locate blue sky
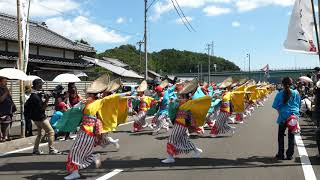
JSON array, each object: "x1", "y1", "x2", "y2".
[{"x1": 1, "y1": 0, "x2": 319, "y2": 70}]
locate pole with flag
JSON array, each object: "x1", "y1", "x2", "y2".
[
  {"x1": 284, "y1": 0, "x2": 320, "y2": 64},
  {"x1": 16, "y1": 0, "x2": 30, "y2": 138},
  {"x1": 261, "y1": 64, "x2": 270, "y2": 81}
]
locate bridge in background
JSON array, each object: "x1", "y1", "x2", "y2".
[{"x1": 170, "y1": 68, "x2": 314, "y2": 83}]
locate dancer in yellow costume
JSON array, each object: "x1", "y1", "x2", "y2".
[
  {"x1": 97, "y1": 78, "x2": 129, "y2": 150},
  {"x1": 132, "y1": 80, "x2": 156, "y2": 132},
  {"x1": 210, "y1": 81, "x2": 235, "y2": 137},
  {"x1": 65, "y1": 75, "x2": 130, "y2": 180},
  {"x1": 162, "y1": 79, "x2": 211, "y2": 164}
]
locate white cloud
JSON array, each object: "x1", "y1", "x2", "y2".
[
  {"x1": 234, "y1": 0, "x2": 295, "y2": 12},
  {"x1": 232, "y1": 21, "x2": 240, "y2": 27},
  {"x1": 116, "y1": 17, "x2": 125, "y2": 24},
  {"x1": 0, "y1": 0, "x2": 79, "y2": 17},
  {"x1": 203, "y1": 5, "x2": 231, "y2": 16},
  {"x1": 46, "y1": 16, "x2": 130, "y2": 44},
  {"x1": 176, "y1": 16, "x2": 193, "y2": 24},
  {"x1": 150, "y1": 0, "x2": 296, "y2": 20}
]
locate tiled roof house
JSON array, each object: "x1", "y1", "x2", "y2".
[{"x1": 0, "y1": 13, "x2": 96, "y2": 80}]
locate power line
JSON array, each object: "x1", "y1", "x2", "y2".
[
  {"x1": 173, "y1": 0, "x2": 196, "y2": 32},
  {"x1": 169, "y1": 0, "x2": 191, "y2": 32},
  {"x1": 147, "y1": 0, "x2": 159, "y2": 10}
]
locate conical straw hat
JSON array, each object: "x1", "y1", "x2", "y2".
[
  {"x1": 179, "y1": 79, "x2": 198, "y2": 95},
  {"x1": 219, "y1": 77, "x2": 233, "y2": 89},
  {"x1": 159, "y1": 79, "x2": 169, "y2": 88},
  {"x1": 86, "y1": 74, "x2": 110, "y2": 94},
  {"x1": 137, "y1": 80, "x2": 148, "y2": 92},
  {"x1": 105, "y1": 78, "x2": 121, "y2": 92}
]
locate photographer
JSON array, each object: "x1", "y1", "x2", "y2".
[{"x1": 25, "y1": 79, "x2": 60, "y2": 155}]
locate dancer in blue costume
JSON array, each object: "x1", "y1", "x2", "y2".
[{"x1": 152, "y1": 84, "x2": 177, "y2": 135}]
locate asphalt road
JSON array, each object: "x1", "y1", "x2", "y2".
[{"x1": 1, "y1": 93, "x2": 320, "y2": 180}]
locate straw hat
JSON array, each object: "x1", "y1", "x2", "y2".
[
  {"x1": 105, "y1": 78, "x2": 121, "y2": 92},
  {"x1": 137, "y1": 80, "x2": 148, "y2": 92},
  {"x1": 219, "y1": 77, "x2": 233, "y2": 89},
  {"x1": 179, "y1": 79, "x2": 198, "y2": 95},
  {"x1": 159, "y1": 79, "x2": 169, "y2": 88},
  {"x1": 86, "y1": 74, "x2": 110, "y2": 94},
  {"x1": 238, "y1": 78, "x2": 247, "y2": 85}
]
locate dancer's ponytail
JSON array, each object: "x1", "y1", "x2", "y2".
[{"x1": 282, "y1": 77, "x2": 293, "y2": 104}]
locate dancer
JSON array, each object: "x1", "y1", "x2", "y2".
[
  {"x1": 210, "y1": 80, "x2": 235, "y2": 137},
  {"x1": 97, "y1": 78, "x2": 123, "y2": 150},
  {"x1": 65, "y1": 75, "x2": 129, "y2": 180},
  {"x1": 132, "y1": 80, "x2": 155, "y2": 132},
  {"x1": 162, "y1": 79, "x2": 211, "y2": 163},
  {"x1": 152, "y1": 84, "x2": 177, "y2": 135}
]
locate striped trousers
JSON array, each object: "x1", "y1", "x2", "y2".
[
  {"x1": 211, "y1": 112, "x2": 232, "y2": 135},
  {"x1": 66, "y1": 130, "x2": 96, "y2": 172},
  {"x1": 133, "y1": 111, "x2": 147, "y2": 131},
  {"x1": 167, "y1": 123, "x2": 196, "y2": 156},
  {"x1": 154, "y1": 113, "x2": 169, "y2": 130}
]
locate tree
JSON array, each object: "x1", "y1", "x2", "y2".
[
  {"x1": 97, "y1": 44, "x2": 240, "y2": 74},
  {"x1": 75, "y1": 39, "x2": 90, "y2": 45}
]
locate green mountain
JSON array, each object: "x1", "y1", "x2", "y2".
[{"x1": 97, "y1": 44, "x2": 240, "y2": 74}]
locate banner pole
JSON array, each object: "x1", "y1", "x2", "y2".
[{"x1": 311, "y1": 0, "x2": 320, "y2": 64}]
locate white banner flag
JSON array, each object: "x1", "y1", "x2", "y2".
[
  {"x1": 284, "y1": 0, "x2": 317, "y2": 54},
  {"x1": 19, "y1": 0, "x2": 30, "y2": 72}
]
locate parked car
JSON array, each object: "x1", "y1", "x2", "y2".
[{"x1": 122, "y1": 83, "x2": 139, "y2": 93}]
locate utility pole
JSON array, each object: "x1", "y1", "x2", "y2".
[
  {"x1": 200, "y1": 63, "x2": 203, "y2": 82},
  {"x1": 144, "y1": 0, "x2": 148, "y2": 80},
  {"x1": 211, "y1": 41, "x2": 214, "y2": 80},
  {"x1": 197, "y1": 64, "x2": 200, "y2": 80},
  {"x1": 205, "y1": 41, "x2": 214, "y2": 82},
  {"x1": 17, "y1": 0, "x2": 25, "y2": 138},
  {"x1": 137, "y1": 41, "x2": 144, "y2": 74},
  {"x1": 247, "y1": 53, "x2": 251, "y2": 79},
  {"x1": 206, "y1": 44, "x2": 210, "y2": 83}
]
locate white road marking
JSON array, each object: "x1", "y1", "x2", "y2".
[
  {"x1": 118, "y1": 121, "x2": 134, "y2": 127},
  {"x1": 118, "y1": 116, "x2": 154, "y2": 127},
  {"x1": 0, "y1": 143, "x2": 46, "y2": 157},
  {"x1": 295, "y1": 134, "x2": 317, "y2": 180},
  {"x1": 96, "y1": 169, "x2": 123, "y2": 180}
]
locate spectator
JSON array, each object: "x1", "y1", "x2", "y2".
[
  {"x1": 50, "y1": 102, "x2": 68, "y2": 140},
  {"x1": 272, "y1": 77, "x2": 301, "y2": 160},
  {"x1": 67, "y1": 83, "x2": 82, "y2": 107},
  {"x1": 25, "y1": 79, "x2": 60, "y2": 155},
  {"x1": 64, "y1": 83, "x2": 82, "y2": 140},
  {"x1": 53, "y1": 85, "x2": 67, "y2": 111},
  {"x1": 0, "y1": 76, "x2": 16, "y2": 142},
  {"x1": 24, "y1": 85, "x2": 33, "y2": 137}
]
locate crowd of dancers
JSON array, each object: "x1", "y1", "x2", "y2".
[{"x1": 51, "y1": 75, "x2": 274, "y2": 180}]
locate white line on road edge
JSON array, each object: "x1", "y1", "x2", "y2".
[
  {"x1": 96, "y1": 169, "x2": 123, "y2": 180},
  {"x1": 118, "y1": 121, "x2": 134, "y2": 127},
  {"x1": 0, "y1": 143, "x2": 47, "y2": 157},
  {"x1": 118, "y1": 116, "x2": 154, "y2": 127},
  {"x1": 295, "y1": 134, "x2": 317, "y2": 180}
]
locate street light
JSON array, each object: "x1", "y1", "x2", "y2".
[{"x1": 246, "y1": 53, "x2": 251, "y2": 79}]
